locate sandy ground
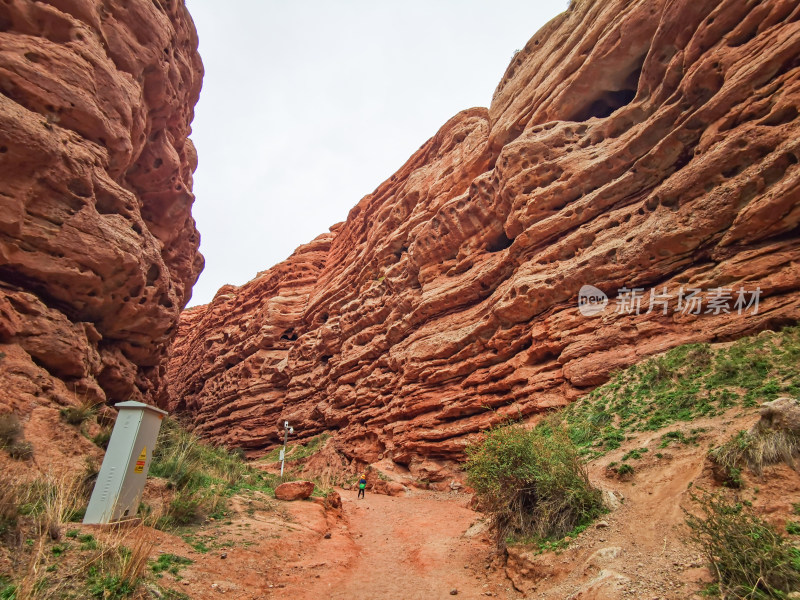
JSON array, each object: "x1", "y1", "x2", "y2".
[
  {"x1": 147, "y1": 487, "x2": 519, "y2": 600},
  {"x1": 274, "y1": 489, "x2": 520, "y2": 600}
]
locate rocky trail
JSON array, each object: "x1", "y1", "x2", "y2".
[{"x1": 150, "y1": 486, "x2": 520, "y2": 599}]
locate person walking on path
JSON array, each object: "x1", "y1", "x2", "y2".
[{"x1": 357, "y1": 473, "x2": 367, "y2": 499}]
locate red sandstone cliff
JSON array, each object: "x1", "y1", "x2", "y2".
[
  {"x1": 0, "y1": 1, "x2": 203, "y2": 421},
  {"x1": 166, "y1": 0, "x2": 800, "y2": 479}
]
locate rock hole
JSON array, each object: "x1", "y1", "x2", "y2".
[
  {"x1": 738, "y1": 181, "x2": 758, "y2": 206},
  {"x1": 486, "y1": 232, "x2": 513, "y2": 253},
  {"x1": 728, "y1": 26, "x2": 758, "y2": 48},
  {"x1": 674, "y1": 148, "x2": 694, "y2": 171},
  {"x1": 94, "y1": 190, "x2": 119, "y2": 214},
  {"x1": 763, "y1": 161, "x2": 788, "y2": 187},
  {"x1": 280, "y1": 329, "x2": 298, "y2": 341},
  {"x1": 146, "y1": 264, "x2": 160, "y2": 285},
  {"x1": 321, "y1": 355, "x2": 333, "y2": 364},
  {"x1": 569, "y1": 54, "x2": 644, "y2": 121},
  {"x1": 0, "y1": 146, "x2": 6, "y2": 153},
  {"x1": 153, "y1": 157, "x2": 163, "y2": 168},
  {"x1": 24, "y1": 52, "x2": 41, "y2": 63},
  {"x1": 661, "y1": 196, "x2": 679, "y2": 209}
]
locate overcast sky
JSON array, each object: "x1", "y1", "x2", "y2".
[{"x1": 185, "y1": 1, "x2": 566, "y2": 307}]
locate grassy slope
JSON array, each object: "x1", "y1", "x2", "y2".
[{"x1": 564, "y1": 326, "x2": 800, "y2": 458}]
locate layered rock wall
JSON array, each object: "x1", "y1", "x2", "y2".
[
  {"x1": 166, "y1": 0, "x2": 800, "y2": 477},
  {"x1": 0, "y1": 1, "x2": 203, "y2": 419}
]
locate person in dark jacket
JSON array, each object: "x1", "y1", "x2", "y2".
[{"x1": 357, "y1": 473, "x2": 367, "y2": 499}]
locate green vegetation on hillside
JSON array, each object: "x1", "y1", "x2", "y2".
[
  {"x1": 148, "y1": 418, "x2": 279, "y2": 527},
  {"x1": 564, "y1": 326, "x2": 800, "y2": 458},
  {"x1": 261, "y1": 433, "x2": 330, "y2": 464}
]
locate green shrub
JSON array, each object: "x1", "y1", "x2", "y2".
[
  {"x1": 786, "y1": 521, "x2": 800, "y2": 536},
  {"x1": 60, "y1": 406, "x2": 94, "y2": 426},
  {"x1": 0, "y1": 479, "x2": 20, "y2": 537},
  {"x1": 616, "y1": 463, "x2": 634, "y2": 476},
  {"x1": 150, "y1": 553, "x2": 192, "y2": 575},
  {"x1": 0, "y1": 578, "x2": 15, "y2": 600},
  {"x1": 466, "y1": 422, "x2": 603, "y2": 549},
  {"x1": 685, "y1": 491, "x2": 800, "y2": 598},
  {"x1": 622, "y1": 448, "x2": 648, "y2": 461},
  {"x1": 92, "y1": 428, "x2": 112, "y2": 450}
]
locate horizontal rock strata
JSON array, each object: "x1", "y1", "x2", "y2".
[{"x1": 166, "y1": 0, "x2": 800, "y2": 476}]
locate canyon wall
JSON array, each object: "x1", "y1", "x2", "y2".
[
  {"x1": 166, "y1": 0, "x2": 800, "y2": 478},
  {"x1": 0, "y1": 0, "x2": 203, "y2": 432}
]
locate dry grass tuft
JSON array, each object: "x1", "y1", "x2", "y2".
[
  {"x1": 0, "y1": 413, "x2": 22, "y2": 448},
  {"x1": 1, "y1": 470, "x2": 158, "y2": 599},
  {"x1": 710, "y1": 428, "x2": 800, "y2": 486}
]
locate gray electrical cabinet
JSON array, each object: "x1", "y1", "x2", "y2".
[{"x1": 83, "y1": 401, "x2": 167, "y2": 524}]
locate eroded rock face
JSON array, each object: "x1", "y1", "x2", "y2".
[
  {"x1": 166, "y1": 0, "x2": 800, "y2": 474},
  {"x1": 0, "y1": 1, "x2": 203, "y2": 419}
]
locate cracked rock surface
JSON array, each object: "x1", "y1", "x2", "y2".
[{"x1": 0, "y1": 0, "x2": 203, "y2": 424}]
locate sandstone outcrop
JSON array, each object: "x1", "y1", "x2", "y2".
[
  {"x1": 0, "y1": 1, "x2": 203, "y2": 434},
  {"x1": 166, "y1": 0, "x2": 800, "y2": 476}
]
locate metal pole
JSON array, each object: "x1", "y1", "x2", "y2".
[{"x1": 280, "y1": 422, "x2": 289, "y2": 478}]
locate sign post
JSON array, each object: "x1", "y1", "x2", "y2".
[{"x1": 279, "y1": 421, "x2": 293, "y2": 478}]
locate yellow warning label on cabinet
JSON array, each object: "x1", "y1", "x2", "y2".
[{"x1": 134, "y1": 447, "x2": 147, "y2": 473}]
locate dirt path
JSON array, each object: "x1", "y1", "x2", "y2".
[{"x1": 273, "y1": 489, "x2": 521, "y2": 600}]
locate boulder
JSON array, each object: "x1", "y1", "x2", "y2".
[
  {"x1": 756, "y1": 397, "x2": 800, "y2": 434},
  {"x1": 274, "y1": 481, "x2": 315, "y2": 501},
  {"x1": 385, "y1": 482, "x2": 406, "y2": 497}
]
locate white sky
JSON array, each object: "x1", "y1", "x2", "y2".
[{"x1": 185, "y1": 1, "x2": 566, "y2": 307}]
